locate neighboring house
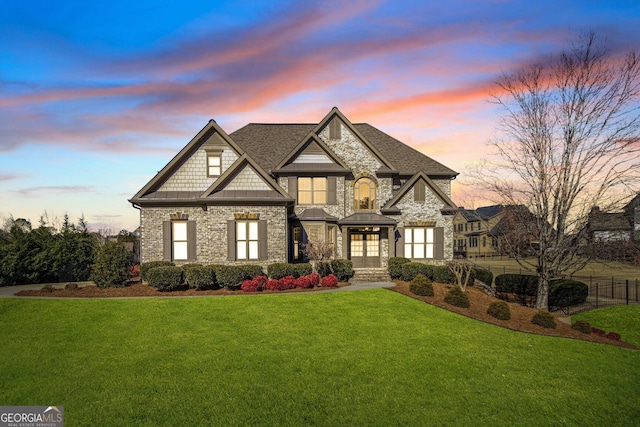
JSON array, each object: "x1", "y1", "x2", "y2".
[
  {"x1": 130, "y1": 107, "x2": 458, "y2": 270},
  {"x1": 452, "y1": 205, "x2": 504, "y2": 258},
  {"x1": 586, "y1": 205, "x2": 635, "y2": 242}
]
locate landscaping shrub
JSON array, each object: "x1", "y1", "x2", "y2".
[
  {"x1": 330, "y1": 259, "x2": 354, "y2": 282},
  {"x1": 307, "y1": 273, "x2": 321, "y2": 287},
  {"x1": 184, "y1": 265, "x2": 216, "y2": 290},
  {"x1": 292, "y1": 263, "x2": 313, "y2": 278},
  {"x1": 316, "y1": 261, "x2": 332, "y2": 278},
  {"x1": 388, "y1": 257, "x2": 410, "y2": 279},
  {"x1": 265, "y1": 279, "x2": 283, "y2": 291},
  {"x1": 65, "y1": 283, "x2": 78, "y2": 291},
  {"x1": 487, "y1": 301, "x2": 511, "y2": 320},
  {"x1": 531, "y1": 311, "x2": 556, "y2": 329},
  {"x1": 472, "y1": 268, "x2": 493, "y2": 286},
  {"x1": 409, "y1": 274, "x2": 434, "y2": 297},
  {"x1": 548, "y1": 279, "x2": 588, "y2": 310},
  {"x1": 401, "y1": 262, "x2": 433, "y2": 281},
  {"x1": 91, "y1": 242, "x2": 131, "y2": 288},
  {"x1": 320, "y1": 274, "x2": 339, "y2": 288},
  {"x1": 41, "y1": 284, "x2": 55, "y2": 293},
  {"x1": 267, "y1": 263, "x2": 294, "y2": 279},
  {"x1": 295, "y1": 275, "x2": 313, "y2": 289},
  {"x1": 128, "y1": 264, "x2": 140, "y2": 279},
  {"x1": 140, "y1": 261, "x2": 175, "y2": 282},
  {"x1": 444, "y1": 286, "x2": 470, "y2": 308},
  {"x1": 434, "y1": 265, "x2": 458, "y2": 285},
  {"x1": 495, "y1": 274, "x2": 538, "y2": 306},
  {"x1": 147, "y1": 266, "x2": 184, "y2": 292},
  {"x1": 572, "y1": 320, "x2": 591, "y2": 334},
  {"x1": 606, "y1": 332, "x2": 621, "y2": 341},
  {"x1": 592, "y1": 327, "x2": 606, "y2": 337},
  {"x1": 212, "y1": 265, "x2": 245, "y2": 289},
  {"x1": 238, "y1": 264, "x2": 264, "y2": 280},
  {"x1": 280, "y1": 276, "x2": 296, "y2": 290},
  {"x1": 241, "y1": 275, "x2": 267, "y2": 293}
]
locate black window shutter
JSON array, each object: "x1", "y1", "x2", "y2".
[
  {"x1": 163, "y1": 221, "x2": 171, "y2": 261},
  {"x1": 435, "y1": 227, "x2": 444, "y2": 259},
  {"x1": 288, "y1": 176, "x2": 298, "y2": 201},
  {"x1": 328, "y1": 177, "x2": 337, "y2": 205},
  {"x1": 395, "y1": 227, "x2": 405, "y2": 258},
  {"x1": 227, "y1": 220, "x2": 236, "y2": 261},
  {"x1": 187, "y1": 220, "x2": 197, "y2": 261},
  {"x1": 259, "y1": 220, "x2": 268, "y2": 260}
]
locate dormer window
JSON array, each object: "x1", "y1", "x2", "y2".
[
  {"x1": 207, "y1": 151, "x2": 222, "y2": 177},
  {"x1": 354, "y1": 177, "x2": 376, "y2": 210}
]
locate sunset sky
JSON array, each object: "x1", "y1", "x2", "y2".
[{"x1": 2, "y1": 0, "x2": 639, "y2": 232}]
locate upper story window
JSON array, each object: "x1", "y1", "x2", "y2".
[
  {"x1": 298, "y1": 177, "x2": 327, "y2": 205},
  {"x1": 207, "y1": 152, "x2": 222, "y2": 177},
  {"x1": 354, "y1": 177, "x2": 376, "y2": 210}
]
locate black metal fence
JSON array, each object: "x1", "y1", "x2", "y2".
[{"x1": 473, "y1": 264, "x2": 640, "y2": 315}]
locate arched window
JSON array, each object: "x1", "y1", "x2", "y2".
[{"x1": 354, "y1": 177, "x2": 376, "y2": 210}]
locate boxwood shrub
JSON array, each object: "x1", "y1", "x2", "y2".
[
  {"x1": 214, "y1": 265, "x2": 263, "y2": 289},
  {"x1": 147, "y1": 266, "x2": 184, "y2": 292},
  {"x1": 330, "y1": 259, "x2": 354, "y2": 282},
  {"x1": 548, "y1": 279, "x2": 588, "y2": 310},
  {"x1": 433, "y1": 265, "x2": 458, "y2": 285},
  {"x1": 409, "y1": 274, "x2": 434, "y2": 296},
  {"x1": 184, "y1": 265, "x2": 217, "y2": 290},
  {"x1": 316, "y1": 261, "x2": 332, "y2": 278},
  {"x1": 388, "y1": 257, "x2": 410, "y2": 279},
  {"x1": 487, "y1": 300, "x2": 511, "y2": 320},
  {"x1": 140, "y1": 261, "x2": 175, "y2": 282},
  {"x1": 293, "y1": 263, "x2": 313, "y2": 278},
  {"x1": 572, "y1": 320, "x2": 591, "y2": 334},
  {"x1": 267, "y1": 263, "x2": 294, "y2": 279},
  {"x1": 444, "y1": 286, "x2": 470, "y2": 308},
  {"x1": 531, "y1": 311, "x2": 556, "y2": 329},
  {"x1": 401, "y1": 262, "x2": 433, "y2": 282}
]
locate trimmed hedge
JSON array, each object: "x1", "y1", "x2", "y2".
[
  {"x1": 184, "y1": 265, "x2": 216, "y2": 290},
  {"x1": 487, "y1": 301, "x2": 511, "y2": 320},
  {"x1": 147, "y1": 266, "x2": 184, "y2": 292},
  {"x1": 409, "y1": 274, "x2": 434, "y2": 297},
  {"x1": 267, "y1": 263, "x2": 312, "y2": 279},
  {"x1": 495, "y1": 274, "x2": 538, "y2": 296},
  {"x1": 444, "y1": 286, "x2": 470, "y2": 308},
  {"x1": 572, "y1": 320, "x2": 591, "y2": 334},
  {"x1": 141, "y1": 261, "x2": 175, "y2": 282},
  {"x1": 213, "y1": 265, "x2": 263, "y2": 289},
  {"x1": 330, "y1": 259, "x2": 354, "y2": 282},
  {"x1": 293, "y1": 263, "x2": 313, "y2": 278},
  {"x1": 388, "y1": 257, "x2": 410, "y2": 279},
  {"x1": 320, "y1": 274, "x2": 339, "y2": 288},
  {"x1": 434, "y1": 265, "x2": 458, "y2": 285},
  {"x1": 91, "y1": 242, "x2": 131, "y2": 289},
  {"x1": 531, "y1": 311, "x2": 556, "y2": 329},
  {"x1": 401, "y1": 262, "x2": 433, "y2": 282},
  {"x1": 316, "y1": 261, "x2": 332, "y2": 278},
  {"x1": 473, "y1": 268, "x2": 493, "y2": 286},
  {"x1": 548, "y1": 279, "x2": 588, "y2": 310}
]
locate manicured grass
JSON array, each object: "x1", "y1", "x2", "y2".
[
  {"x1": 574, "y1": 305, "x2": 640, "y2": 347},
  {"x1": 1, "y1": 290, "x2": 639, "y2": 426}
]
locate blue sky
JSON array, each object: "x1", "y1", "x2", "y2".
[{"x1": 1, "y1": 0, "x2": 639, "y2": 232}]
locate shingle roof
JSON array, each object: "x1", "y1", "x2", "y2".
[{"x1": 229, "y1": 123, "x2": 457, "y2": 177}]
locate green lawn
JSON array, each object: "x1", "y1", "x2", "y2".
[
  {"x1": 574, "y1": 305, "x2": 640, "y2": 347},
  {"x1": 1, "y1": 290, "x2": 638, "y2": 426}
]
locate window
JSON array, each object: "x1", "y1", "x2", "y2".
[
  {"x1": 298, "y1": 177, "x2": 327, "y2": 204},
  {"x1": 293, "y1": 227, "x2": 302, "y2": 260},
  {"x1": 327, "y1": 225, "x2": 336, "y2": 250},
  {"x1": 469, "y1": 236, "x2": 478, "y2": 248},
  {"x1": 354, "y1": 177, "x2": 376, "y2": 210},
  {"x1": 404, "y1": 227, "x2": 434, "y2": 259},
  {"x1": 492, "y1": 236, "x2": 499, "y2": 248},
  {"x1": 207, "y1": 153, "x2": 221, "y2": 177},
  {"x1": 236, "y1": 220, "x2": 259, "y2": 260},
  {"x1": 482, "y1": 237, "x2": 487, "y2": 247},
  {"x1": 172, "y1": 222, "x2": 188, "y2": 260}
]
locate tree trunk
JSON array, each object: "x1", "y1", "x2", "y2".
[{"x1": 535, "y1": 272, "x2": 550, "y2": 310}]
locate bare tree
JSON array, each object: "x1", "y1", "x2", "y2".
[
  {"x1": 478, "y1": 32, "x2": 640, "y2": 309},
  {"x1": 447, "y1": 260, "x2": 473, "y2": 291}
]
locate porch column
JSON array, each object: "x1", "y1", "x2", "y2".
[
  {"x1": 342, "y1": 226, "x2": 349, "y2": 261},
  {"x1": 388, "y1": 226, "x2": 395, "y2": 258}
]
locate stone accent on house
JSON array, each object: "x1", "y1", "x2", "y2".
[
  {"x1": 223, "y1": 166, "x2": 271, "y2": 191},
  {"x1": 319, "y1": 121, "x2": 382, "y2": 178},
  {"x1": 433, "y1": 179, "x2": 452, "y2": 198},
  {"x1": 159, "y1": 148, "x2": 238, "y2": 192},
  {"x1": 140, "y1": 205, "x2": 287, "y2": 265},
  {"x1": 394, "y1": 184, "x2": 455, "y2": 261}
]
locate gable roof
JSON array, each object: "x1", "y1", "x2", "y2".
[
  {"x1": 458, "y1": 205, "x2": 504, "y2": 221},
  {"x1": 382, "y1": 171, "x2": 457, "y2": 211},
  {"x1": 274, "y1": 133, "x2": 349, "y2": 172}
]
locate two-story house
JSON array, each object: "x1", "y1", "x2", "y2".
[
  {"x1": 130, "y1": 107, "x2": 458, "y2": 271},
  {"x1": 453, "y1": 205, "x2": 504, "y2": 258}
]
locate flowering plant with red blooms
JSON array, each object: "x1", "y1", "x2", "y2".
[
  {"x1": 241, "y1": 275, "x2": 268, "y2": 292},
  {"x1": 320, "y1": 274, "x2": 338, "y2": 288},
  {"x1": 307, "y1": 273, "x2": 321, "y2": 287},
  {"x1": 128, "y1": 264, "x2": 140, "y2": 278},
  {"x1": 280, "y1": 276, "x2": 296, "y2": 290},
  {"x1": 295, "y1": 275, "x2": 313, "y2": 289},
  {"x1": 265, "y1": 279, "x2": 282, "y2": 291}
]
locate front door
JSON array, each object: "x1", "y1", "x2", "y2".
[{"x1": 350, "y1": 232, "x2": 380, "y2": 268}]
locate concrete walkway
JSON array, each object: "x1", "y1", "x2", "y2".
[{"x1": 0, "y1": 281, "x2": 394, "y2": 298}]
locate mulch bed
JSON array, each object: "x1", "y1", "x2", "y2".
[
  {"x1": 390, "y1": 280, "x2": 637, "y2": 349},
  {"x1": 15, "y1": 280, "x2": 635, "y2": 349}
]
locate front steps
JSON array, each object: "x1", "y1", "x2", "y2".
[{"x1": 351, "y1": 268, "x2": 392, "y2": 283}]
